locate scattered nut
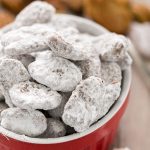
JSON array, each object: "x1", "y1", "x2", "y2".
[
  {"x1": 0, "y1": 1, "x2": 132, "y2": 138},
  {"x1": 0, "y1": 1, "x2": 56, "y2": 35},
  {"x1": 62, "y1": 76, "x2": 106, "y2": 132},
  {"x1": 3, "y1": 54, "x2": 35, "y2": 68},
  {"x1": 1, "y1": 108, "x2": 47, "y2": 137},
  {"x1": 0, "y1": 58, "x2": 30, "y2": 107},
  {"x1": 39, "y1": 118, "x2": 66, "y2": 138},
  {"x1": 15, "y1": 1, "x2": 55, "y2": 27},
  {"x1": 63, "y1": 76, "x2": 121, "y2": 132},
  {"x1": 9, "y1": 81, "x2": 62, "y2": 110},
  {"x1": 28, "y1": 54, "x2": 82, "y2": 92},
  {"x1": 1, "y1": 24, "x2": 55, "y2": 56},
  {"x1": 47, "y1": 28, "x2": 94, "y2": 61},
  {"x1": 94, "y1": 33, "x2": 132, "y2": 62},
  {"x1": 75, "y1": 54, "x2": 101, "y2": 79}
]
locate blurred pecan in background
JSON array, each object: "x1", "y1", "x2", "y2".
[
  {"x1": 44, "y1": 0, "x2": 68, "y2": 13},
  {"x1": 0, "y1": 0, "x2": 150, "y2": 33},
  {"x1": 83, "y1": 0, "x2": 133, "y2": 34},
  {"x1": 0, "y1": 0, "x2": 31, "y2": 14},
  {"x1": 62, "y1": 0, "x2": 83, "y2": 12},
  {"x1": 0, "y1": 9, "x2": 14, "y2": 27}
]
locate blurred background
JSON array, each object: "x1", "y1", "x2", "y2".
[{"x1": 0, "y1": 0, "x2": 150, "y2": 150}]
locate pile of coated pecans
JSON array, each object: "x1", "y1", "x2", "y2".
[{"x1": 0, "y1": 1, "x2": 132, "y2": 138}]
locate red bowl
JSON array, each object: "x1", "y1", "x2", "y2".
[{"x1": 0, "y1": 14, "x2": 132, "y2": 150}]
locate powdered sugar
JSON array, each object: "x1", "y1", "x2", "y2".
[
  {"x1": 94, "y1": 33, "x2": 133, "y2": 70},
  {"x1": 1, "y1": 108, "x2": 47, "y2": 137},
  {"x1": 28, "y1": 55, "x2": 82, "y2": 92},
  {"x1": 101, "y1": 62, "x2": 122, "y2": 84},
  {"x1": 15, "y1": 1, "x2": 55, "y2": 27},
  {"x1": 39, "y1": 118, "x2": 66, "y2": 138},
  {"x1": 75, "y1": 55, "x2": 101, "y2": 79},
  {"x1": 2, "y1": 24, "x2": 55, "y2": 55},
  {"x1": 48, "y1": 92, "x2": 71, "y2": 118},
  {"x1": 0, "y1": 59, "x2": 30, "y2": 107},
  {"x1": 47, "y1": 28, "x2": 94, "y2": 61},
  {"x1": 62, "y1": 76, "x2": 107, "y2": 132},
  {"x1": 0, "y1": 1, "x2": 132, "y2": 138},
  {"x1": 9, "y1": 81, "x2": 62, "y2": 110}
]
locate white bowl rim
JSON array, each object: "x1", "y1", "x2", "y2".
[{"x1": 0, "y1": 14, "x2": 132, "y2": 144}]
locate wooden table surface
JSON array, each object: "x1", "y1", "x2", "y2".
[{"x1": 112, "y1": 66, "x2": 150, "y2": 150}]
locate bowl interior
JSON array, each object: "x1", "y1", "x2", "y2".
[{"x1": 0, "y1": 14, "x2": 131, "y2": 144}]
